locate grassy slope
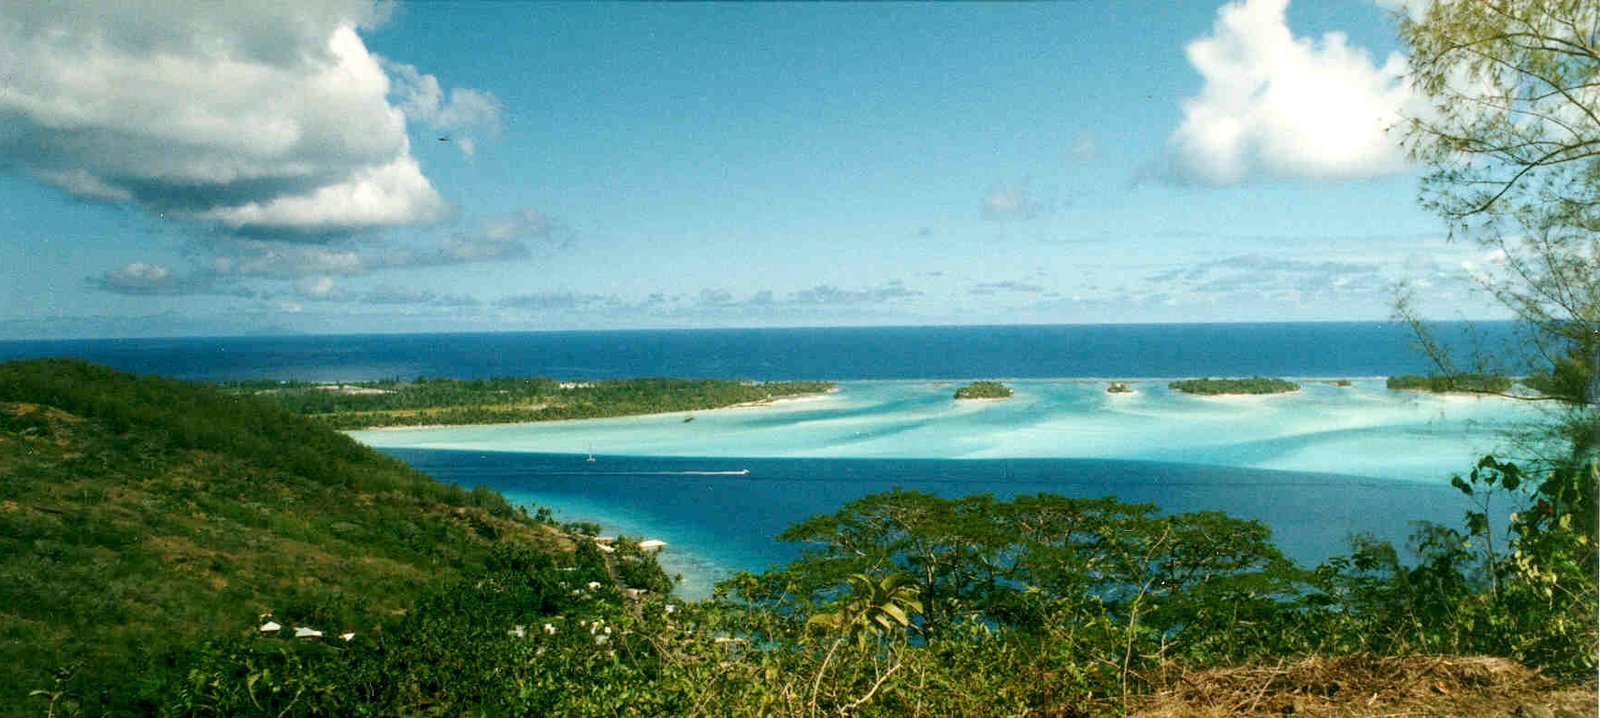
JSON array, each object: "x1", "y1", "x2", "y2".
[{"x1": 0, "y1": 359, "x2": 569, "y2": 714}]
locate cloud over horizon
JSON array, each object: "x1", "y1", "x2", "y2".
[
  {"x1": 89, "y1": 208, "x2": 565, "y2": 305},
  {"x1": 88, "y1": 263, "x2": 223, "y2": 297},
  {"x1": 0, "y1": 1, "x2": 491, "y2": 235},
  {"x1": 1143, "y1": 247, "x2": 1491, "y2": 310},
  {"x1": 495, "y1": 292, "x2": 625, "y2": 312},
  {"x1": 968, "y1": 281, "x2": 1049, "y2": 296},
  {"x1": 1168, "y1": 0, "x2": 1414, "y2": 184}
]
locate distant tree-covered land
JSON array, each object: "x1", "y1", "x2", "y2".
[
  {"x1": 1168, "y1": 377, "x2": 1300, "y2": 395},
  {"x1": 953, "y1": 380, "x2": 1012, "y2": 400},
  {"x1": 1, "y1": 360, "x2": 1591, "y2": 716},
  {"x1": 1106, "y1": 381, "x2": 1134, "y2": 394},
  {"x1": 1386, "y1": 374, "x2": 1514, "y2": 394},
  {"x1": 222, "y1": 376, "x2": 834, "y2": 430}
]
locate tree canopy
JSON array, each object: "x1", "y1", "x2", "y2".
[
  {"x1": 1396, "y1": 0, "x2": 1597, "y2": 681},
  {"x1": 1398, "y1": 0, "x2": 1598, "y2": 422}
]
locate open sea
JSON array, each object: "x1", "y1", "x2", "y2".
[{"x1": 0, "y1": 322, "x2": 1541, "y2": 596}]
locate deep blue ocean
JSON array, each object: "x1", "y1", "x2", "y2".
[
  {"x1": 0, "y1": 321, "x2": 1516, "y2": 381},
  {"x1": 0, "y1": 322, "x2": 1523, "y2": 596},
  {"x1": 390, "y1": 450, "x2": 1489, "y2": 596}
]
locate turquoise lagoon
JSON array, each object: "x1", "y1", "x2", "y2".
[
  {"x1": 3, "y1": 324, "x2": 1544, "y2": 597},
  {"x1": 353, "y1": 379, "x2": 1539, "y2": 482},
  {"x1": 355, "y1": 379, "x2": 1545, "y2": 596}
]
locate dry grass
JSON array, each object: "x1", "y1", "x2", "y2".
[{"x1": 1128, "y1": 655, "x2": 1597, "y2": 717}]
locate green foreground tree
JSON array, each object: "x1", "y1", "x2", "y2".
[
  {"x1": 1399, "y1": 0, "x2": 1597, "y2": 418},
  {"x1": 1396, "y1": 0, "x2": 1598, "y2": 676}
]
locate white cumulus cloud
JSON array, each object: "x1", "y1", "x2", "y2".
[
  {"x1": 195, "y1": 157, "x2": 445, "y2": 232},
  {"x1": 1169, "y1": 0, "x2": 1414, "y2": 184},
  {"x1": 0, "y1": 2, "x2": 467, "y2": 234}
]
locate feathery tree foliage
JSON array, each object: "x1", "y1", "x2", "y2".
[
  {"x1": 1397, "y1": 0, "x2": 1598, "y2": 422},
  {"x1": 1394, "y1": 0, "x2": 1598, "y2": 678}
]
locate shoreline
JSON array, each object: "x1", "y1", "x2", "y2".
[
  {"x1": 350, "y1": 378, "x2": 1529, "y2": 432},
  {"x1": 355, "y1": 387, "x2": 842, "y2": 432},
  {"x1": 1179, "y1": 389, "x2": 1305, "y2": 400},
  {"x1": 716, "y1": 387, "x2": 840, "y2": 411},
  {"x1": 877, "y1": 375, "x2": 1399, "y2": 384}
]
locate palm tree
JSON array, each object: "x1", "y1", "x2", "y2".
[{"x1": 808, "y1": 573, "x2": 923, "y2": 646}]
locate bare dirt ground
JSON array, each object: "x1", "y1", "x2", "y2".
[{"x1": 1126, "y1": 656, "x2": 1596, "y2": 718}]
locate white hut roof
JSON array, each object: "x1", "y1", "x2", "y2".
[
  {"x1": 637, "y1": 539, "x2": 667, "y2": 550},
  {"x1": 259, "y1": 621, "x2": 282, "y2": 633},
  {"x1": 294, "y1": 627, "x2": 323, "y2": 639}
]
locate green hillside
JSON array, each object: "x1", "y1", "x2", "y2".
[{"x1": 0, "y1": 359, "x2": 595, "y2": 714}]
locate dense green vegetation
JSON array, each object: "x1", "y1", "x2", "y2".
[
  {"x1": 1167, "y1": 377, "x2": 1300, "y2": 395},
  {"x1": 0, "y1": 359, "x2": 669, "y2": 716},
  {"x1": 952, "y1": 381, "x2": 1012, "y2": 400},
  {"x1": 1385, "y1": 373, "x2": 1514, "y2": 394},
  {"x1": 164, "y1": 481, "x2": 1600, "y2": 716},
  {"x1": 223, "y1": 376, "x2": 834, "y2": 430},
  {"x1": 1, "y1": 359, "x2": 1593, "y2": 715}
]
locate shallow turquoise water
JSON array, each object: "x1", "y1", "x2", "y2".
[
  {"x1": 353, "y1": 379, "x2": 1542, "y2": 483},
  {"x1": 7, "y1": 325, "x2": 1540, "y2": 599},
  {"x1": 358, "y1": 379, "x2": 1542, "y2": 597}
]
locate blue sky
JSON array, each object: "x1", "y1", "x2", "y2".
[{"x1": 0, "y1": 0, "x2": 1508, "y2": 339}]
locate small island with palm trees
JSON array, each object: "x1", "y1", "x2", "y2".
[
  {"x1": 953, "y1": 381, "x2": 1013, "y2": 400},
  {"x1": 1168, "y1": 377, "x2": 1300, "y2": 395}
]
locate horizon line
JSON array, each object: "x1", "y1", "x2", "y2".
[{"x1": 0, "y1": 317, "x2": 1521, "y2": 344}]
